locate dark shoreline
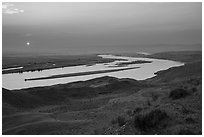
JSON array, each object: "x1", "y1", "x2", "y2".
[
  {"x1": 115, "y1": 60, "x2": 152, "y2": 67},
  {"x1": 2, "y1": 55, "x2": 126, "y2": 74}
]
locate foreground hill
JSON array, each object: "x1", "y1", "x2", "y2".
[
  {"x1": 100, "y1": 51, "x2": 202, "y2": 135},
  {"x1": 2, "y1": 51, "x2": 202, "y2": 135},
  {"x1": 3, "y1": 76, "x2": 146, "y2": 109}
]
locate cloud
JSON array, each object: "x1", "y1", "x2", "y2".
[{"x1": 2, "y1": 3, "x2": 24, "y2": 14}]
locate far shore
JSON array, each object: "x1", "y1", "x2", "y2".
[{"x1": 2, "y1": 55, "x2": 126, "y2": 74}]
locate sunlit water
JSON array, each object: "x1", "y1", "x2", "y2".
[
  {"x1": 2, "y1": 54, "x2": 184, "y2": 90},
  {"x1": 3, "y1": 66, "x2": 23, "y2": 71}
]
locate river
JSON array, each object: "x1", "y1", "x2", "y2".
[{"x1": 2, "y1": 54, "x2": 184, "y2": 90}]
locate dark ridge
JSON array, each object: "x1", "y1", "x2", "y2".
[
  {"x1": 115, "y1": 60, "x2": 152, "y2": 67},
  {"x1": 3, "y1": 76, "x2": 146, "y2": 109},
  {"x1": 2, "y1": 88, "x2": 44, "y2": 108}
]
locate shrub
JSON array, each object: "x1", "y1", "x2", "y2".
[
  {"x1": 185, "y1": 117, "x2": 195, "y2": 124},
  {"x1": 150, "y1": 92, "x2": 159, "y2": 101},
  {"x1": 93, "y1": 129, "x2": 100, "y2": 135},
  {"x1": 134, "y1": 109, "x2": 168, "y2": 131},
  {"x1": 178, "y1": 129, "x2": 195, "y2": 135},
  {"x1": 146, "y1": 99, "x2": 151, "y2": 106},
  {"x1": 191, "y1": 87, "x2": 197, "y2": 92},
  {"x1": 133, "y1": 107, "x2": 142, "y2": 114},
  {"x1": 111, "y1": 115, "x2": 126, "y2": 127},
  {"x1": 117, "y1": 116, "x2": 126, "y2": 127},
  {"x1": 169, "y1": 88, "x2": 189, "y2": 100},
  {"x1": 111, "y1": 118, "x2": 118, "y2": 125},
  {"x1": 126, "y1": 110, "x2": 133, "y2": 116}
]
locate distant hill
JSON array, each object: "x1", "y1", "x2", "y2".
[
  {"x1": 148, "y1": 51, "x2": 201, "y2": 63},
  {"x1": 148, "y1": 61, "x2": 201, "y2": 83},
  {"x1": 146, "y1": 51, "x2": 202, "y2": 83}
]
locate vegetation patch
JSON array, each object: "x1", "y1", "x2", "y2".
[
  {"x1": 169, "y1": 88, "x2": 189, "y2": 100},
  {"x1": 134, "y1": 109, "x2": 169, "y2": 131},
  {"x1": 178, "y1": 129, "x2": 195, "y2": 135},
  {"x1": 111, "y1": 115, "x2": 126, "y2": 127}
]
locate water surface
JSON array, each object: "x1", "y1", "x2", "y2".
[{"x1": 2, "y1": 54, "x2": 184, "y2": 90}]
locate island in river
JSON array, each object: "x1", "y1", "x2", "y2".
[
  {"x1": 25, "y1": 67, "x2": 139, "y2": 81},
  {"x1": 115, "y1": 60, "x2": 152, "y2": 67}
]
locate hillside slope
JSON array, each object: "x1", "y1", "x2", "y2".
[{"x1": 2, "y1": 51, "x2": 202, "y2": 135}]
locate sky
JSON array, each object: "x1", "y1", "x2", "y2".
[{"x1": 2, "y1": 2, "x2": 202, "y2": 55}]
